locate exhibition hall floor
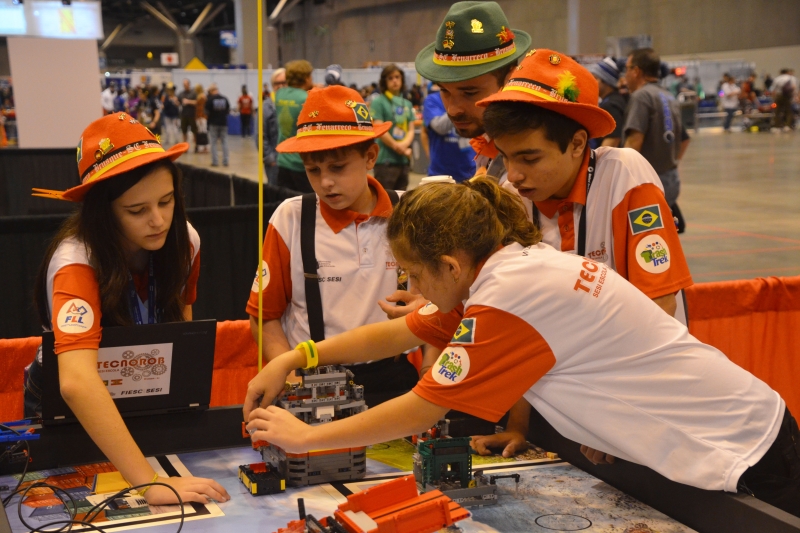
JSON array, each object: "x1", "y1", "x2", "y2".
[{"x1": 177, "y1": 129, "x2": 800, "y2": 283}]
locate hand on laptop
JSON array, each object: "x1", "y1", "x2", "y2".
[{"x1": 144, "y1": 475, "x2": 231, "y2": 505}]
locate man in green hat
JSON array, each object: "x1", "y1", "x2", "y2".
[
  {"x1": 414, "y1": 1, "x2": 531, "y2": 182},
  {"x1": 380, "y1": 1, "x2": 530, "y2": 318}
]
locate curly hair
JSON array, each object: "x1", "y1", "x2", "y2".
[{"x1": 387, "y1": 177, "x2": 541, "y2": 270}]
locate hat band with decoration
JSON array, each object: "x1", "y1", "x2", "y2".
[
  {"x1": 296, "y1": 122, "x2": 377, "y2": 138},
  {"x1": 81, "y1": 139, "x2": 166, "y2": 183},
  {"x1": 501, "y1": 73, "x2": 581, "y2": 104},
  {"x1": 433, "y1": 40, "x2": 516, "y2": 67}
]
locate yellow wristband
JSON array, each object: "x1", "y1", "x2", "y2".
[
  {"x1": 138, "y1": 473, "x2": 160, "y2": 496},
  {"x1": 295, "y1": 340, "x2": 319, "y2": 370}
]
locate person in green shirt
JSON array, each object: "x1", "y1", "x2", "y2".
[
  {"x1": 276, "y1": 59, "x2": 315, "y2": 193},
  {"x1": 370, "y1": 64, "x2": 415, "y2": 190}
]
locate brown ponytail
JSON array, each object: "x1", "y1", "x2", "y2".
[{"x1": 387, "y1": 177, "x2": 541, "y2": 270}]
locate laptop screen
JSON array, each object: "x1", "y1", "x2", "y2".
[{"x1": 41, "y1": 320, "x2": 216, "y2": 424}]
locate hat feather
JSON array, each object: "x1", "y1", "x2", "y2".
[{"x1": 556, "y1": 71, "x2": 580, "y2": 102}]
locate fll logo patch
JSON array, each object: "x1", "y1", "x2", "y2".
[
  {"x1": 57, "y1": 299, "x2": 95, "y2": 333},
  {"x1": 251, "y1": 260, "x2": 271, "y2": 292},
  {"x1": 635, "y1": 234, "x2": 671, "y2": 274},
  {"x1": 628, "y1": 204, "x2": 664, "y2": 235},
  {"x1": 450, "y1": 318, "x2": 475, "y2": 344},
  {"x1": 432, "y1": 347, "x2": 470, "y2": 385}
]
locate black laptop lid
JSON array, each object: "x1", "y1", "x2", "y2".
[{"x1": 41, "y1": 320, "x2": 216, "y2": 424}]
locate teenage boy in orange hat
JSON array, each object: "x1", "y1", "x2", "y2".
[
  {"x1": 244, "y1": 85, "x2": 420, "y2": 407},
  {"x1": 469, "y1": 49, "x2": 694, "y2": 462}
]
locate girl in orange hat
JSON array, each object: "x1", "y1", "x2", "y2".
[{"x1": 25, "y1": 114, "x2": 230, "y2": 506}]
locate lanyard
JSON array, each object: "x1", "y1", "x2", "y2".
[
  {"x1": 577, "y1": 149, "x2": 597, "y2": 258},
  {"x1": 128, "y1": 254, "x2": 156, "y2": 325},
  {"x1": 658, "y1": 91, "x2": 676, "y2": 144}
]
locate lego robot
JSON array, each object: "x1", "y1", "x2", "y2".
[
  {"x1": 411, "y1": 419, "x2": 499, "y2": 508},
  {"x1": 241, "y1": 365, "x2": 368, "y2": 494}
]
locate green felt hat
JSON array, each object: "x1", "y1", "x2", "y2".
[{"x1": 415, "y1": 1, "x2": 531, "y2": 83}]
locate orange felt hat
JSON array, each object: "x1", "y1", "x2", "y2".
[
  {"x1": 476, "y1": 49, "x2": 616, "y2": 139},
  {"x1": 32, "y1": 113, "x2": 188, "y2": 202},
  {"x1": 276, "y1": 86, "x2": 391, "y2": 153}
]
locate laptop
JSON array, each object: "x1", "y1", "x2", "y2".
[{"x1": 41, "y1": 320, "x2": 216, "y2": 425}]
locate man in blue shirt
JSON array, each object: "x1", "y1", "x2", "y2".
[{"x1": 423, "y1": 86, "x2": 476, "y2": 182}]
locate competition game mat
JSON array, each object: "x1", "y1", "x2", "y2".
[
  {"x1": 1, "y1": 443, "x2": 695, "y2": 533},
  {"x1": 0, "y1": 455, "x2": 223, "y2": 532}
]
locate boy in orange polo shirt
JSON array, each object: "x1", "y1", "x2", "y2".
[
  {"x1": 245, "y1": 85, "x2": 419, "y2": 405},
  {"x1": 470, "y1": 49, "x2": 694, "y2": 460}
]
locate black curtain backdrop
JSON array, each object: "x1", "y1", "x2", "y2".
[
  {"x1": 0, "y1": 150, "x2": 299, "y2": 338},
  {"x1": 0, "y1": 149, "x2": 79, "y2": 216},
  {"x1": 0, "y1": 213, "x2": 73, "y2": 338}
]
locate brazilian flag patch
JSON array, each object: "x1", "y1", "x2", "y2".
[
  {"x1": 451, "y1": 318, "x2": 475, "y2": 344},
  {"x1": 628, "y1": 204, "x2": 664, "y2": 235},
  {"x1": 351, "y1": 102, "x2": 372, "y2": 124}
]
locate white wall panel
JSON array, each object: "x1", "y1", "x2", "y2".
[{"x1": 8, "y1": 37, "x2": 101, "y2": 148}]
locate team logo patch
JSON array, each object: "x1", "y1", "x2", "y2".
[
  {"x1": 432, "y1": 346, "x2": 470, "y2": 385},
  {"x1": 76, "y1": 137, "x2": 83, "y2": 163},
  {"x1": 628, "y1": 204, "x2": 664, "y2": 235},
  {"x1": 450, "y1": 318, "x2": 475, "y2": 344},
  {"x1": 251, "y1": 260, "x2": 271, "y2": 292},
  {"x1": 418, "y1": 302, "x2": 439, "y2": 316},
  {"x1": 635, "y1": 235, "x2": 671, "y2": 274},
  {"x1": 57, "y1": 299, "x2": 95, "y2": 333}
]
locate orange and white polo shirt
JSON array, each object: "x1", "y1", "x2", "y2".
[
  {"x1": 246, "y1": 177, "x2": 400, "y2": 348},
  {"x1": 407, "y1": 243, "x2": 783, "y2": 493},
  {"x1": 506, "y1": 146, "x2": 692, "y2": 301},
  {"x1": 47, "y1": 223, "x2": 201, "y2": 355}
]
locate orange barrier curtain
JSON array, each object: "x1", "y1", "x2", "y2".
[
  {"x1": 210, "y1": 320, "x2": 258, "y2": 407},
  {"x1": 685, "y1": 275, "x2": 800, "y2": 419},
  {"x1": 1, "y1": 277, "x2": 799, "y2": 422},
  {"x1": 0, "y1": 336, "x2": 40, "y2": 421}
]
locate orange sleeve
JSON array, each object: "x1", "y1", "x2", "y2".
[
  {"x1": 611, "y1": 183, "x2": 693, "y2": 299},
  {"x1": 412, "y1": 305, "x2": 556, "y2": 422},
  {"x1": 405, "y1": 302, "x2": 464, "y2": 351},
  {"x1": 245, "y1": 223, "x2": 293, "y2": 320},
  {"x1": 51, "y1": 264, "x2": 103, "y2": 354},
  {"x1": 182, "y1": 250, "x2": 201, "y2": 306}
]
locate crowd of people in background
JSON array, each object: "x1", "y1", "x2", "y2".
[{"x1": 668, "y1": 68, "x2": 798, "y2": 133}]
